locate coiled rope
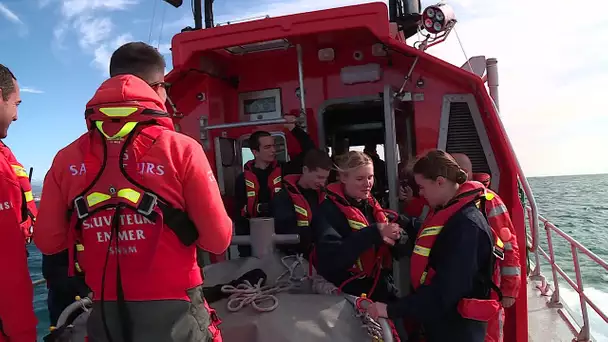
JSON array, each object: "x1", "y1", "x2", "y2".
[{"x1": 220, "y1": 254, "x2": 337, "y2": 312}]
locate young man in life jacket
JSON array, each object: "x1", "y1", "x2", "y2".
[
  {"x1": 368, "y1": 150, "x2": 502, "y2": 342},
  {"x1": 271, "y1": 148, "x2": 333, "y2": 257},
  {"x1": 34, "y1": 42, "x2": 233, "y2": 342},
  {"x1": 452, "y1": 153, "x2": 521, "y2": 342},
  {"x1": 0, "y1": 64, "x2": 37, "y2": 342},
  {"x1": 234, "y1": 123, "x2": 315, "y2": 257}
]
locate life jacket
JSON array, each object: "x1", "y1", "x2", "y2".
[
  {"x1": 282, "y1": 174, "x2": 325, "y2": 227},
  {"x1": 325, "y1": 182, "x2": 392, "y2": 297},
  {"x1": 66, "y1": 75, "x2": 202, "y2": 341},
  {"x1": 411, "y1": 181, "x2": 504, "y2": 322},
  {"x1": 241, "y1": 159, "x2": 282, "y2": 217},
  {"x1": 0, "y1": 141, "x2": 37, "y2": 243}
]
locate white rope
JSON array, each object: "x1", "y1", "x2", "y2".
[
  {"x1": 147, "y1": 0, "x2": 158, "y2": 43},
  {"x1": 453, "y1": 26, "x2": 474, "y2": 75},
  {"x1": 156, "y1": 1, "x2": 167, "y2": 49},
  {"x1": 220, "y1": 254, "x2": 311, "y2": 313},
  {"x1": 219, "y1": 254, "x2": 342, "y2": 312}
]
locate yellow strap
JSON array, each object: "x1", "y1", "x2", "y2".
[
  {"x1": 245, "y1": 180, "x2": 255, "y2": 189},
  {"x1": 293, "y1": 204, "x2": 308, "y2": 217},
  {"x1": 117, "y1": 188, "x2": 141, "y2": 204},
  {"x1": 24, "y1": 190, "x2": 33, "y2": 202},
  {"x1": 413, "y1": 245, "x2": 431, "y2": 257},
  {"x1": 95, "y1": 121, "x2": 138, "y2": 140},
  {"x1": 297, "y1": 220, "x2": 309, "y2": 227},
  {"x1": 420, "y1": 271, "x2": 428, "y2": 284},
  {"x1": 86, "y1": 192, "x2": 111, "y2": 207},
  {"x1": 347, "y1": 219, "x2": 367, "y2": 230},
  {"x1": 495, "y1": 235, "x2": 505, "y2": 249},
  {"x1": 418, "y1": 225, "x2": 443, "y2": 238},
  {"x1": 273, "y1": 176, "x2": 282, "y2": 185},
  {"x1": 99, "y1": 107, "x2": 138, "y2": 117},
  {"x1": 247, "y1": 191, "x2": 256, "y2": 198},
  {"x1": 11, "y1": 164, "x2": 28, "y2": 178}
]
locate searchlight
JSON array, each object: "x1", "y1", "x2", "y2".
[{"x1": 415, "y1": 3, "x2": 457, "y2": 51}]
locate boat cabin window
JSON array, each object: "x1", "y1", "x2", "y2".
[{"x1": 240, "y1": 133, "x2": 289, "y2": 168}]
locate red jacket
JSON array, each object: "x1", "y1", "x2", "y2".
[
  {"x1": 34, "y1": 75, "x2": 233, "y2": 302},
  {"x1": 484, "y1": 189, "x2": 521, "y2": 299},
  {"x1": 0, "y1": 142, "x2": 37, "y2": 243},
  {"x1": 0, "y1": 144, "x2": 37, "y2": 342},
  {"x1": 403, "y1": 196, "x2": 430, "y2": 221}
]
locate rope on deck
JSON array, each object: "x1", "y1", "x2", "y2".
[{"x1": 220, "y1": 254, "x2": 337, "y2": 312}]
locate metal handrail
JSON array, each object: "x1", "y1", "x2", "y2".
[
  {"x1": 525, "y1": 205, "x2": 608, "y2": 341},
  {"x1": 32, "y1": 278, "x2": 46, "y2": 286}
]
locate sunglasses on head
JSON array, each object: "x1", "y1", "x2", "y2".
[{"x1": 149, "y1": 81, "x2": 171, "y2": 89}]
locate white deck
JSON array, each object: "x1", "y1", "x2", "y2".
[{"x1": 527, "y1": 278, "x2": 576, "y2": 342}]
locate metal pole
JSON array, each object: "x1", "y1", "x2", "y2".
[
  {"x1": 204, "y1": 0, "x2": 214, "y2": 28},
  {"x1": 205, "y1": 118, "x2": 287, "y2": 131},
  {"x1": 486, "y1": 58, "x2": 499, "y2": 111},
  {"x1": 383, "y1": 85, "x2": 399, "y2": 213},
  {"x1": 231, "y1": 218, "x2": 299, "y2": 259},
  {"x1": 296, "y1": 44, "x2": 307, "y2": 129},
  {"x1": 193, "y1": 0, "x2": 203, "y2": 29}
]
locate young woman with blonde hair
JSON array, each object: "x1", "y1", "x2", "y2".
[{"x1": 313, "y1": 151, "x2": 408, "y2": 303}]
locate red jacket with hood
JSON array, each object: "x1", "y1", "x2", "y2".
[{"x1": 34, "y1": 75, "x2": 233, "y2": 301}]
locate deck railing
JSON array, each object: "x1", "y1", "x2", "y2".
[
  {"x1": 32, "y1": 278, "x2": 46, "y2": 286},
  {"x1": 525, "y1": 205, "x2": 608, "y2": 342}
]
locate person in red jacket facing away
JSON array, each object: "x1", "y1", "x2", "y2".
[
  {"x1": 0, "y1": 64, "x2": 37, "y2": 342},
  {"x1": 34, "y1": 42, "x2": 233, "y2": 342},
  {"x1": 452, "y1": 153, "x2": 521, "y2": 342}
]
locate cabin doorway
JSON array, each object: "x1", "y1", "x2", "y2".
[
  {"x1": 318, "y1": 90, "x2": 416, "y2": 209},
  {"x1": 318, "y1": 87, "x2": 416, "y2": 293}
]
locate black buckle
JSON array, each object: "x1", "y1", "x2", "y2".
[
  {"x1": 493, "y1": 246, "x2": 505, "y2": 261},
  {"x1": 137, "y1": 192, "x2": 158, "y2": 216},
  {"x1": 74, "y1": 196, "x2": 88, "y2": 219}
]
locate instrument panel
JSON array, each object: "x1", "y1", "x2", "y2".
[{"x1": 238, "y1": 89, "x2": 282, "y2": 122}]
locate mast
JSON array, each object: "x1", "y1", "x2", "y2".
[
  {"x1": 388, "y1": 0, "x2": 422, "y2": 38},
  {"x1": 162, "y1": 0, "x2": 213, "y2": 29}
]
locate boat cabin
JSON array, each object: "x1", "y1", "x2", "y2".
[{"x1": 163, "y1": 1, "x2": 529, "y2": 341}]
